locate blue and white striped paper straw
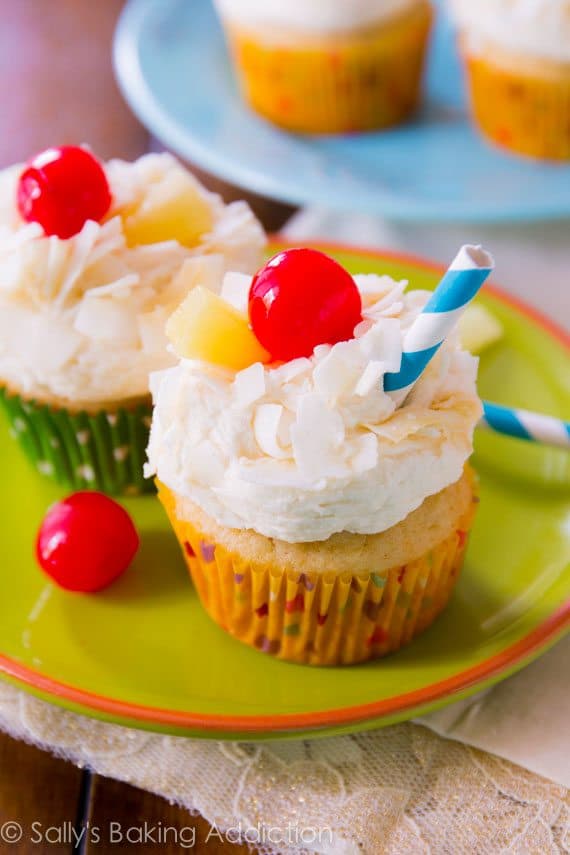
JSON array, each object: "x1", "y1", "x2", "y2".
[
  {"x1": 481, "y1": 402, "x2": 570, "y2": 449},
  {"x1": 384, "y1": 245, "x2": 494, "y2": 396}
]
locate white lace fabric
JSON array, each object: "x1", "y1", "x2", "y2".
[{"x1": 0, "y1": 640, "x2": 569, "y2": 855}]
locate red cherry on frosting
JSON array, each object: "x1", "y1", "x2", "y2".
[
  {"x1": 248, "y1": 248, "x2": 362, "y2": 361},
  {"x1": 36, "y1": 492, "x2": 139, "y2": 593},
  {"x1": 17, "y1": 146, "x2": 112, "y2": 239}
]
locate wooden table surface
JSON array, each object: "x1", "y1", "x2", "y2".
[
  {"x1": 0, "y1": 1, "x2": 297, "y2": 850},
  {"x1": 0, "y1": 730, "x2": 254, "y2": 853}
]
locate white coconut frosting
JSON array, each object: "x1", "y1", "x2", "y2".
[
  {"x1": 0, "y1": 153, "x2": 265, "y2": 405},
  {"x1": 146, "y1": 273, "x2": 482, "y2": 543},
  {"x1": 214, "y1": 0, "x2": 419, "y2": 33},
  {"x1": 448, "y1": 0, "x2": 570, "y2": 63}
]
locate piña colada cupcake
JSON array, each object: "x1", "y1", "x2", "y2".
[
  {"x1": 214, "y1": 0, "x2": 433, "y2": 133},
  {"x1": 448, "y1": 0, "x2": 570, "y2": 160},
  {"x1": 147, "y1": 248, "x2": 482, "y2": 665},
  {"x1": 0, "y1": 146, "x2": 264, "y2": 494}
]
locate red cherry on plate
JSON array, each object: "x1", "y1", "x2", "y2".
[
  {"x1": 248, "y1": 248, "x2": 362, "y2": 361},
  {"x1": 36, "y1": 492, "x2": 139, "y2": 593},
  {"x1": 17, "y1": 146, "x2": 112, "y2": 239}
]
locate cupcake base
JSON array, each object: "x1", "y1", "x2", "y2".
[
  {"x1": 462, "y1": 40, "x2": 570, "y2": 160},
  {"x1": 0, "y1": 386, "x2": 153, "y2": 495},
  {"x1": 158, "y1": 469, "x2": 478, "y2": 665},
  {"x1": 221, "y1": 2, "x2": 433, "y2": 133}
]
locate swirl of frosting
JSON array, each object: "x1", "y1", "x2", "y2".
[
  {"x1": 0, "y1": 153, "x2": 265, "y2": 406},
  {"x1": 214, "y1": 0, "x2": 420, "y2": 33},
  {"x1": 146, "y1": 273, "x2": 482, "y2": 543},
  {"x1": 448, "y1": 0, "x2": 570, "y2": 63}
]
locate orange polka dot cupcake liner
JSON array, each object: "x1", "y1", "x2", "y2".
[
  {"x1": 464, "y1": 53, "x2": 570, "y2": 161},
  {"x1": 158, "y1": 481, "x2": 477, "y2": 666},
  {"x1": 221, "y1": 4, "x2": 432, "y2": 133}
]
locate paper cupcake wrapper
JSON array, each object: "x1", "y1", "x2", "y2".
[
  {"x1": 0, "y1": 387, "x2": 153, "y2": 495},
  {"x1": 465, "y1": 53, "x2": 570, "y2": 160},
  {"x1": 222, "y1": 4, "x2": 432, "y2": 133},
  {"x1": 158, "y1": 481, "x2": 477, "y2": 666}
]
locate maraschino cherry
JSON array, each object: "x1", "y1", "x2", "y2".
[
  {"x1": 36, "y1": 492, "x2": 139, "y2": 593},
  {"x1": 248, "y1": 248, "x2": 362, "y2": 361},
  {"x1": 17, "y1": 145, "x2": 112, "y2": 239}
]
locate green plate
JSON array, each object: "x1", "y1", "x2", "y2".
[{"x1": 1, "y1": 243, "x2": 568, "y2": 740}]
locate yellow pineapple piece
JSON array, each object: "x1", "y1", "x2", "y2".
[
  {"x1": 459, "y1": 304, "x2": 503, "y2": 354},
  {"x1": 122, "y1": 169, "x2": 214, "y2": 248},
  {"x1": 166, "y1": 286, "x2": 270, "y2": 370}
]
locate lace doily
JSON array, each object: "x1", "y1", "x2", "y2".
[{"x1": 1, "y1": 682, "x2": 568, "y2": 855}]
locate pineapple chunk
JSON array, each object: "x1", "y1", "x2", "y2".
[
  {"x1": 122, "y1": 169, "x2": 214, "y2": 248},
  {"x1": 166, "y1": 286, "x2": 270, "y2": 370},
  {"x1": 459, "y1": 305, "x2": 504, "y2": 355}
]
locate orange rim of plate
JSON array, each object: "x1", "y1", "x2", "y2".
[{"x1": 1, "y1": 239, "x2": 568, "y2": 734}]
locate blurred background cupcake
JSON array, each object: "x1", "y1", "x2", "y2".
[
  {"x1": 448, "y1": 0, "x2": 570, "y2": 160},
  {"x1": 214, "y1": 0, "x2": 433, "y2": 133},
  {"x1": 0, "y1": 148, "x2": 265, "y2": 494}
]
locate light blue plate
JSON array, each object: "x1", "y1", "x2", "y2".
[{"x1": 114, "y1": 0, "x2": 570, "y2": 222}]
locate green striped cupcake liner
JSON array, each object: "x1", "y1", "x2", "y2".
[{"x1": 0, "y1": 388, "x2": 154, "y2": 495}]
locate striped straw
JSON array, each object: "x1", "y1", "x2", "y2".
[
  {"x1": 481, "y1": 402, "x2": 570, "y2": 449},
  {"x1": 384, "y1": 245, "x2": 494, "y2": 397}
]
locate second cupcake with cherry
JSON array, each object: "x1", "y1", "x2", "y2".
[
  {"x1": 0, "y1": 146, "x2": 265, "y2": 493},
  {"x1": 147, "y1": 248, "x2": 482, "y2": 665}
]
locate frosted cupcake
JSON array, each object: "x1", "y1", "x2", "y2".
[
  {"x1": 214, "y1": 0, "x2": 433, "y2": 133},
  {"x1": 0, "y1": 146, "x2": 265, "y2": 493},
  {"x1": 448, "y1": 0, "x2": 570, "y2": 160},
  {"x1": 147, "y1": 248, "x2": 482, "y2": 665}
]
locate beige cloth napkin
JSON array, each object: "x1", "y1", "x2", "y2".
[{"x1": 419, "y1": 636, "x2": 570, "y2": 788}]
